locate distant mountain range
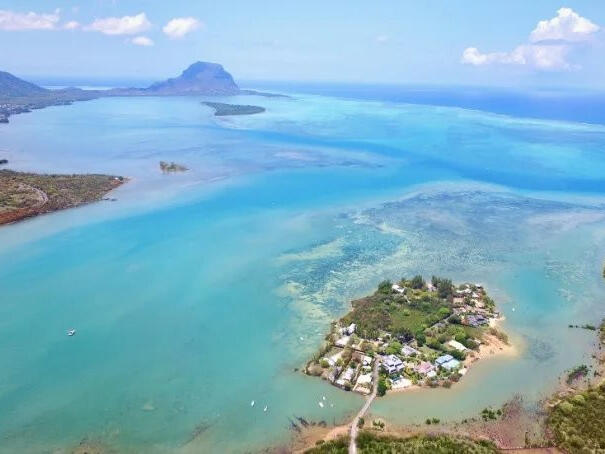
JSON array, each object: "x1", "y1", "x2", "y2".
[
  {"x1": 0, "y1": 61, "x2": 286, "y2": 123},
  {"x1": 1, "y1": 61, "x2": 241, "y2": 98},
  {"x1": 0, "y1": 71, "x2": 49, "y2": 97},
  {"x1": 0, "y1": 61, "x2": 268, "y2": 122}
]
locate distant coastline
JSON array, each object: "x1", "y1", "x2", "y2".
[
  {"x1": 1, "y1": 61, "x2": 282, "y2": 124},
  {"x1": 0, "y1": 170, "x2": 125, "y2": 226}
]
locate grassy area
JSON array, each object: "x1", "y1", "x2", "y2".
[
  {"x1": 340, "y1": 281, "x2": 452, "y2": 340},
  {"x1": 305, "y1": 433, "x2": 499, "y2": 453},
  {"x1": 305, "y1": 437, "x2": 349, "y2": 454},
  {"x1": 356, "y1": 432, "x2": 499, "y2": 453},
  {"x1": 0, "y1": 169, "x2": 124, "y2": 224},
  {"x1": 548, "y1": 383, "x2": 605, "y2": 453}
]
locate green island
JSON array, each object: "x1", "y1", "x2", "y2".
[
  {"x1": 305, "y1": 276, "x2": 509, "y2": 395},
  {"x1": 0, "y1": 169, "x2": 124, "y2": 225},
  {"x1": 302, "y1": 274, "x2": 605, "y2": 454},
  {"x1": 202, "y1": 101, "x2": 266, "y2": 116}
]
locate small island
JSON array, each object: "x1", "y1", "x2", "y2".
[
  {"x1": 305, "y1": 276, "x2": 509, "y2": 396},
  {"x1": 159, "y1": 161, "x2": 188, "y2": 173},
  {"x1": 202, "y1": 101, "x2": 266, "y2": 116},
  {"x1": 0, "y1": 169, "x2": 125, "y2": 225}
]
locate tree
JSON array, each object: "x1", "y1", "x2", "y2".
[
  {"x1": 410, "y1": 275, "x2": 425, "y2": 289},
  {"x1": 385, "y1": 340, "x2": 402, "y2": 355},
  {"x1": 451, "y1": 349, "x2": 466, "y2": 360},
  {"x1": 438, "y1": 307, "x2": 452, "y2": 318},
  {"x1": 377, "y1": 280, "x2": 393, "y2": 295},
  {"x1": 395, "y1": 327, "x2": 413, "y2": 342},
  {"x1": 454, "y1": 333, "x2": 467, "y2": 343},
  {"x1": 432, "y1": 276, "x2": 454, "y2": 299},
  {"x1": 415, "y1": 332, "x2": 426, "y2": 346},
  {"x1": 449, "y1": 314, "x2": 461, "y2": 324},
  {"x1": 377, "y1": 378, "x2": 387, "y2": 396}
]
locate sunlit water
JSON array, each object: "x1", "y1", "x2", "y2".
[{"x1": 1, "y1": 89, "x2": 605, "y2": 453}]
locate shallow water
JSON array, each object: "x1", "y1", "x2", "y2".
[{"x1": 1, "y1": 89, "x2": 605, "y2": 452}]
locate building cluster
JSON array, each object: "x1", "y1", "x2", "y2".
[{"x1": 308, "y1": 281, "x2": 501, "y2": 395}]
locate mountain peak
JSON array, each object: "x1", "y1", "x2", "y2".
[
  {"x1": 146, "y1": 61, "x2": 239, "y2": 95},
  {"x1": 0, "y1": 71, "x2": 48, "y2": 97}
]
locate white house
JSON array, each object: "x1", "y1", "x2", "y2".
[
  {"x1": 346, "y1": 323, "x2": 356, "y2": 335},
  {"x1": 391, "y1": 377, "x2": 412, "y2": 389},
  {"x1": 401, "y1": 345, "x2": 419, "y2": 356},
  {"x1": 447, "y1": 340, "x2": 468, "y2": 352},
  {"x1": 335, "y1": 335, "x2": 350, "y2": 347},
  {"x1": 441, "y1": 358, "x2": 461, "y2": 371},
  {"x1": 392, "y1": 284, "x2": 406, "y2": 294},
  {"x1": 382, "y1": 354, "x2": 404, "y2": 374},
  {"x1": 356, "y1": 373, "x2": 372, "y2": 386}
]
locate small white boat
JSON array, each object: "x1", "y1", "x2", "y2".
[
  {"x1": 250, "y1": 400, "x2": 255, "y2": 407},
  {"x1": 67, "y1": 329, "x2": 76, "y2": 336},
  {"x1": 318, "y1": 402, "x2": 324, "y2": 408},
  {"x1": 263, "y1": 406, "x2": 268, "y2": 412},
  {"x1": 322, "y1": 396, "x2": 326, "y2": 401}
]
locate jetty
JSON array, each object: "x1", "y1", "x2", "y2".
[{"x1": 349, "y1": 357, "x2": 380, "y2": 454}]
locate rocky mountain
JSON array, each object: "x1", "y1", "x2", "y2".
[
  {"x1": 0, "y1": 71, "x2": 48, "y2": 98},
  {"x1": 144, "y1": 61, "x2": 240, "y2": 95}
]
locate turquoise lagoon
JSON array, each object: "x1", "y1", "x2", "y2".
[{"x1": 1, "y1": 90, "x2": 605, "y2": 452}]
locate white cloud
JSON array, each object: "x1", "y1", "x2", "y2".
[
  {"x1": 162, "y1": 17, "x2": 200, "y2": 39},
  {"x1": 63, "y1": 20, "x2": 80, "y2": 30},
  {"x1": 376, "y1": 34, "x2": 389, "y2": 43},
  {"x1": 0, "y1": 9, "x2": 60, "y2": 31},
  {"x1": 530, "y1": 7, "x2": 599, "y2": 43},
  {"x1": 131, "y1": 35, "x2": 154, "y2": 46},
  {"x1": 462, "y1": 8, "x2": 600, "y2": 71},
  {"x1": 87, "y1": 12, "x2": 151, "y2": 36},
  {"x1": 462, "y1": 44, "x2": 572, "y2": 70}
]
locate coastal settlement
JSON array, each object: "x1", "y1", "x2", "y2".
[{"x1": 305, "y1": 276, "x2": 508, "y2": 396}]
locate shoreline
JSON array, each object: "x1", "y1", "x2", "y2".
[
  {"x1": 0, "y1": 170, "x2": 127, "y2": 226},
  {"x1": 293, "y1": 340, "x2": 520, "y2": 451},
  {"x1": 304, "y1": 279, "x2": 510, "y2": 396},
  {"x1": 295, "y1": 321, "x2": 604, "y2": 454}
]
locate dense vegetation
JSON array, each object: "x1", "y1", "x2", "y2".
[
  {"x1": 306, "y1": 433, "x2": 499, "y2": 453},
  {"x1": 356, "y1": 432, "x2": 499, "y2": 453},
  {"x1": 0, "y1": 170, "x2": 123, "y2": 225},
  {"x1": 159, "y1": 161, "x2": 188, "y2": 173},
  {"x1": 548, "y1": 383, "x2": 605, "y2": 453},
  {"x1": 340, "y1": 276, "x2": 455, "y2": 341},
  {"x1": 202, "y1": 101, "x2": 265, "y2": 116},
  {"x1": 305, "y1": 436, "x2": 349, "y2": 453}
]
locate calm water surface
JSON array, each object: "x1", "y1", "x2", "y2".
[{"x1": 1, "y1": 88, "x2": 605, "y2": 452}]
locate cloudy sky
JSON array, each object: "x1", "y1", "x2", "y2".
[{"x1": 1, "y1": 0, "x2": 604, "y2": 87}]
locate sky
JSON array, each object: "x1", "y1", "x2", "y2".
[{"x1": 1, "y1": 1, "x2": 604, "y2": 88}]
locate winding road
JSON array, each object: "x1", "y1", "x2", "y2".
[{"x1": 349, "y1": 357, "x2": 380, "y2": 454}]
